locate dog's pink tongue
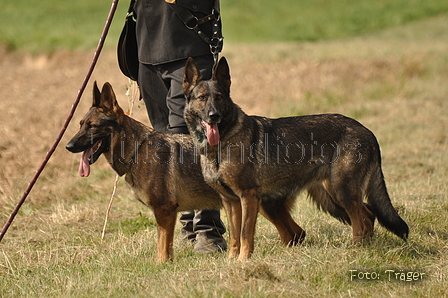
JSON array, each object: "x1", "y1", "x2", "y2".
[
  {"x1": 205, "y1": 122, "x2": 220, "y2": 146},
  {"x1": 78, "y1": 148, "x2": 93, "y2": 177}
]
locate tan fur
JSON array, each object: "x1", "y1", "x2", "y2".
[
  {"x1": 183, "y1": 57, "x2": 409, "y2": 260},
  {"x1": 66, "y1": 82, "x2": 223, "y2": 263}
]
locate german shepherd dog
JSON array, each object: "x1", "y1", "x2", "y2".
[
  {"x1": 66, "y1": 82, "x2": 224, "y2": 263},
  {"x1": 183, "y1": 57, "x2": 409, "y2": 260}
]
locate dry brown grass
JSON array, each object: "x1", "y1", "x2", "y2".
[{"x1": 1, "y1": 14, "x2": 448, "y2": 297}]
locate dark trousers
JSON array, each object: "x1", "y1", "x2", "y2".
[
  {"x1": 138, "y1": 54, "x2": 225, "y2": 240},
  {"x1": 138, "y1": 55, "x2": 214, "y2": 133}
]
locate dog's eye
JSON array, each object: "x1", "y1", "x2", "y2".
[
  {"x1": 198, "y1": 95, "x2": 206, "y2": 101},
  {"x1": 215, "y1": 94, "x2": 223, "y2": 100},
  {"x1": 88, "y1": 124, "x2": 98, "y2": 129}
]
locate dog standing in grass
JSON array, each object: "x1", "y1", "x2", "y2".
[
  {"x1": 183, "y1": 57, "x2": 409, "y2": 261},
  {"x1": 66, "y1": 82, "x2": 225, "y2": 263}
]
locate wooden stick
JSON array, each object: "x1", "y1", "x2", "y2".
[
  {"x1": 101, "y1": 80, "x2": 139, "y2": 239},
  {"x1": 102, "y1": 174, "x2": 120, "y2": 240},
  {"x1": 0, "y1": 0, "x2": 120, "y2": 243}
]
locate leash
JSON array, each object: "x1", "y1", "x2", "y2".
[
  {"x1": 210, "y1": 0, "x2": 223, "y2": 69},
  {"x1": 210, "y1": 9, "x2": 223, "y2": 70},
  {"x1": 168, "y1": 0, "x2": 223, "y2": 70},
  {"x1": 0, "y1": 0, "x2": 120, "y2": 243}
]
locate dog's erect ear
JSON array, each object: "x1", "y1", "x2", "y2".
[
  {"x1": 99, "y1": 82, "x2": 120, "y2": 114},
  {"x1": 93, "y1": 81, "x2": 101, "y2": 107},
  {"x1": 183, "y1": 57, "x2": 202, "y2": 97},
  {"x1": 213, "y1": 57, "x2": 231, "y2": 91}
]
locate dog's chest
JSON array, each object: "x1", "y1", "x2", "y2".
[{"x1": 200, "y1": 156, "x2": 240, "y2": 199}]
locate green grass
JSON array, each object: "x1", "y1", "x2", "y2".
[
  {"x1": 222, "y1": 0, "x2": 448, "y2": 42},
  {"x1": 2, "y1": 14, "x2": 448, "y2": 295},
  {"x1": 1, "y1": 2, "x2": 448, "y2": 297},
  {"x1": 0, "y1": 0, "x2": 127, "y2": 53},
  {"x1": 2, "y1": 0, "x2": 448, "y2": 52}
]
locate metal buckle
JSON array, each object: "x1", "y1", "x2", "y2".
[
  {"x1": 210, "y1": 37, "x2": 223, "y2": 55},
  {"x1": 212, "y1": 8, "x2": 220, "y2": 22},
  {"x1": 126, "y1": 11, "x2": 137, "y2": 22},
  {"x1": 185, "y1": 16, "x2": 199, "y2": 29}
]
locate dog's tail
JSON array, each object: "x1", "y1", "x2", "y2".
[{"x1": 366, "y1": 159, "x2": 409, "y2": 241}]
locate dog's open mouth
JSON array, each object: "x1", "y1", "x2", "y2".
[
  {"x1": 78, "y1": 139, "x2": 106, "y2": 177},
  {"x1": 200, "y1": 119, "x2": 220, "y2": 146}
]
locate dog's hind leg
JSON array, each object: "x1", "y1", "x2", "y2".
[
  {"x1": 222, "y1": 197, "x2": 242, "y2": 259},
  {"x1": 308, "y1": 184, "x2": 351, "y2": 225},
  {"x1": 286, "y1": 214, "x2": 306, "y2": 245},
  {"x1": 331, "y1": 183, "x2": 374, "y2": 243},
  {"x1": 260, "y1": 199, "x2": 306, "y2": 246},
  {"x1": 153, "y1": 206, "x2": 178, "y2": 263},
  {"x1": 349, "y1": 203, "x2": 375, "y2": 243}
]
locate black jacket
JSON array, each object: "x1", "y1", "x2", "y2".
[{"x1": 135, "y1": 0, "x2": 219, "y2": 65}]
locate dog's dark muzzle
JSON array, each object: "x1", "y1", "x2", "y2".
[
  {"x1": 66, "y1": 136, "x2": 109, "y2": 162},
  {"x1": 66, "y1": 140, "x2": 84, "y2": 153},
  {"x1": 65, "y1": 137, "x2": 95, "y2": 154},
  {"x1": 207, "y1": 110, "x2": 221, "y2": 123}
]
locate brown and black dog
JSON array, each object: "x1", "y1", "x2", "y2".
[
  {"x1": 66, "y1": 82, "x2": 224, "y2": 263},
  {"x1": 183, "y1": 57, "x2": 409, "y2": 260}
]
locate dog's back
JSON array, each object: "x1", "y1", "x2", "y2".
[
  {"x1": 125, "y1": 130, "x2": 222, "y2": 211},
  {"x1": 67, "y1": 82, "x2": 222, "y2": 263},
  {"x1": 183, "y1": 57, "x2": 408, "y2": 260}
]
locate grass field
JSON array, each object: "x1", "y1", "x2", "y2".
[
  {"x1": 223, "y1": 0, "x2": 448, "y2": 42},
  {"x1": 1, "y1": 2, "x2": 448, "y2": 298},
  {"x1": 1, "y1": 0, "x2": 448, "y2": 52}
]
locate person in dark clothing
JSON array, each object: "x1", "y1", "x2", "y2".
[{"x1": 134, "y1": 0, "x2": 226, "y2": 253}]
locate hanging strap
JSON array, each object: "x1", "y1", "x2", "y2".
[
  {"x1": 168, "y1": 0, "x2": 223, "y2": 66},
  {"x1": 125, "y1": 0, "x2": 136, "y2": 23}
]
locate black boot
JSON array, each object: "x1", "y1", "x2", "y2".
[
  {"x1": 180, "y1": 210, "x2": 196, "y2": 242},
  {"x1": 193, "y1": 209, "x2": 227, "y2": 253},
  {"x1": 180, "y1": 209, "x2": 227, "y2": 254}
]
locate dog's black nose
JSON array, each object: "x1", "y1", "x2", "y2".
[
  {"x1": 66, "y1": 142, "x2": 75, "y2": 152},
  {"x1": 208, "y1": 111, "x2": 221, "y2": 122}
]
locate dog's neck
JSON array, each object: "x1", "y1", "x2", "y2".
[
  {"x1": 219, "y1": 103, "x2": 246, "y2": 142},
  {"x1": 104, "y1": 115, "x2": 153, "y2": 176}
]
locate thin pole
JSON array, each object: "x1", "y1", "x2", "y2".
[{"x1": 0, "y1": 0, "x2": 120, "y2": 242}]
